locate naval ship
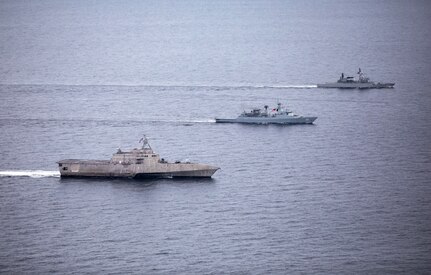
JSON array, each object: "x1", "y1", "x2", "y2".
[
  {"x1": 215, "y1": 102, "x2": 317, "y2": 124},
  {"x1": 317, "y1": 68, "x2": 394, "y2": 89},
  {"x1": 57, "y1": 136, "x2": 219, "y2": 179}
]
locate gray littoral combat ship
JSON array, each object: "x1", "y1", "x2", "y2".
[
  {"x1": 317, "y1": 68, "x2": 394, "y2": 89},
  {"x1": 57, "y1": 136, "x2": 219, "y2": 179},
  {"x1": 215, "y1": 102, "x2": 317, "y2": 124}
]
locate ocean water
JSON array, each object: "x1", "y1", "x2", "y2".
[{"x1": 1, "y1": 0, "x2": 431, "y2": 273}]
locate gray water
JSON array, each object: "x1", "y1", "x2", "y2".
[{"x1": 1, "y1": 0, "x2": 431, "y2": 273}]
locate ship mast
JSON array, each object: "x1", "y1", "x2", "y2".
[
  {"x1": 357, "y1": 68, "x2": 369, "y2": 83},
  {"x1": 139, "y1": 135, "x2": 152, "y2": 150}
]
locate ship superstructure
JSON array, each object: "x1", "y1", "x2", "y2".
[
  {"x1": 317, "y1": 68, "x2": 394, "y2": 88},
  {"x1": 58, "y1": 136, "x2": 219, "y2": 179},
  {"x1": 215, "y1": 102, "x2": 317, "y2": 124}
]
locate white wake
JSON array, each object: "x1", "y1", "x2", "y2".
[
  {"x1": 267, "y1": 85, "x2": 317, "y2": 89},
  {"x1": 0, "y1": 170, "x2": 60, "y2": 178},
  {"x1": 148, "y1": 119, "x2": 216, "y2": 124},
  {"x1": 183, "y1": 119, "x2": 216, "y2": 123}
]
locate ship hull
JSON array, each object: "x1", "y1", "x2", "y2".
[
  {"x1": 58, "y1": 160, "x2": 219, "y2": 179},
  {"x1": 215, "y1": 116, "x2": 317, "y2": 124},
  {"x1": 135, "y1": 169, "x2": 219, "y2": 179},
  {"x1": 317, "y1": 82, "x2": 395, "y2": 89}
]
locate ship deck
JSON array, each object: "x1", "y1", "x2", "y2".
[{"x1": 57, "y1": 159, "x2": 111, "y2": 164}]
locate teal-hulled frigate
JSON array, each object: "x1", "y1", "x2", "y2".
[
  {"x1": 57, "y1": 136, "x2": 219, "y2": 179},
  {"x1": 215, "y1": 102, "x2": 317, "y2": 125},
  {"x1": 317, "y1": 68, "x2": 394, "y2": 89}
]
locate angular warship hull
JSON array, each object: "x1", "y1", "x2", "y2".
[
  {"x1": 57, "y1": 136, "x2": 219, "y2": 179},
  {"x1": 318, "y1": 69, "x2": 395, "y2": 89},
  {"x1": 215, "y1": 116, "x2": 317, "y2": 124},
  {"x1": 58, "y1": 160, "x2": 219, "y2": 179},
  {"x1": 317, "y1": 82, "x2": 395, "y2": 89}
]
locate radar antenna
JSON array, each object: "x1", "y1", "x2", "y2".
[
  {"x1": 357, "y1": 68, "x2": 369, "y2": 83},
  {"x1": 139, "y1": 135, "x2": 152, "y2": 150}
]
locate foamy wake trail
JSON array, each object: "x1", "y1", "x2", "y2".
[
  {"x1": 266, "y1": 85, "x2": 317, "y2": 89},
  {"x1": 151, "y1": 119, "x2": 216, "y2": 124},
  {"x1": 0, "y1": 170, "x2": 60, "y2": 178},
  {"x1": 188, "y1": 119, "x2": 216, "y2": 123}
]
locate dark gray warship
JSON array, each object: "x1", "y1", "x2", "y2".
[
  {"x1": 317, "y1": 68, "x2": 394, "y2": 89},
  {"x1": 215, "y1": 102, "x2": 317, "y2": 124},
  {"x1": 57, "y1": 136, "x2": 219, "y2": 179}
]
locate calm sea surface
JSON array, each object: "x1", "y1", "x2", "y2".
[{"x1": 1, "y1": 0, "x2": 431, "y2": 273}]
